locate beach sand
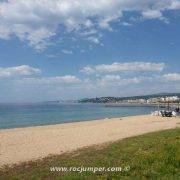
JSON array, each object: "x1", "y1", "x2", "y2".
[{"x1": 0, "y1": 115, "x2": 179, "y2": 167}]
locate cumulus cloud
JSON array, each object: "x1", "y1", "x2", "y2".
[
  {"x1": 163, "y1": 73, "x2": 180, "y2": 81},
  {"x1": 1, "y1": 64, "x2": 179, "y2": 102},
  {"x1": 0, "y1": 0, "x2": 180, "y2": 50},
  {"x1": 18, "y1": 75, "x2": 80, "y2": 85},
  {"x1": 142, "y1": 10, "x2": 163, "y2": 19},
  {"x1": 0, "y1": 65, "x2": 41, "y2": 78},
  {"x1": 101, "y1": 73, "x2": 180, "y2": 84},
  {"x1": 98, "y1": 75, "x2": 144, "y2": 86},
  {"x1": 80, "y1": 62, "x2": 166, "y2": 74}
]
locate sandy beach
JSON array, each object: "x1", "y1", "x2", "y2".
[{"x1": 0, "y1": 115, "x2": 179, "y2": 167}]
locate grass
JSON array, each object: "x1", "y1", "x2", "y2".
[{"x1": 0, "y1": 128, "x2": 180, "y2": 179}]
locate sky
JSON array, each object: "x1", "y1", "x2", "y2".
[{"x1": 0, "y1": 0, "x2": 180, "y2": 103}]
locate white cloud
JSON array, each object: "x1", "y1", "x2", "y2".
[
  {"x1": 0, "y1": 65, "x2": 41, "y2": 78},
  {"x1": 62, "y1": 49, "x2": 73, "y2": 55},
  {"x1": 80, "y1": 66, "x2": 95, "y2": 74},
  {"x1": 0, "y1": 0, "x2": 180, "y2": 50},
  {"x1": 99, "y1": 13, "x2": 121, "y2": 30},
  {"x1": 169, "y1": 0, "x2": 180, "y2": 9},
  {"x1": 163, "y1": 73, "x2": 180, "y2": 81},
  {"x1": 1, "y1": 64, "x2": 179, "y2": 102},
  {"x1": 80, "y1": 62, "x2": 166, "y2": 74},
  {"x1": 87, "y1": 36, "x2": 100, "y2": 44},
  {"x1": 14, "y1": 74, "x2": 150, "y2": 93},
  {"x1": 122, "y1": 22, "x2": 132, "y2": 26},
  {"x1": 142, "y1": 10, "x2": 163, "y2": 19},
  {"x1": 98, "y1": 75, "x2": 144, "y2": 86},
  {"x1": 19, "y1": 75, "x2": 80, "y2": 85}
]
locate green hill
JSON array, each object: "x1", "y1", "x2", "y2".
[{"x1": 79, "y1": 93, "x2": 180, "y2": 103}]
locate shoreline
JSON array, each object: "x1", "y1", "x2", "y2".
[
  {"x1": 0, "y1": 113, "x2": 149, "y2": 131},
  {"x1": 0, "y1": 103, "x2": 173, "y2": 131},
  {"x1": 0, "y1": 115, "x2": 179, "y2": 167}
]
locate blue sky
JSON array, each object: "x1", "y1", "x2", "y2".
[{"x1": 0, "y1": 0, "x2": 180, "y2": 103}]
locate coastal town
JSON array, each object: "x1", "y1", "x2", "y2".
[
  {"x1": 79, "y1": 93, "x2": 180, "y2": 104},
  {"x1": 121, "y1": 96, "x2": 179, "y2": 104}
]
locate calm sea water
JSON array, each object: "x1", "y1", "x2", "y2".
[{"x1": 0, "y1": 103, "x2": 157, "y2": 129}]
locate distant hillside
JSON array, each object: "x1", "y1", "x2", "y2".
[
  {"x1": 43, "y1": 100, "x2": 78, "y2": 104},
  {"x1": 78, "y1": 93, "x2": 180, "y2": 103}
]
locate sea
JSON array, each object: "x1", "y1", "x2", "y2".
[{"x1": 0, "y1": 103, "x2": 157, "y2": 129}]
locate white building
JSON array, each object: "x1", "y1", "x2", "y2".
[{"x1": 165, "y1": 96, "x2": 179, "y2": 102}]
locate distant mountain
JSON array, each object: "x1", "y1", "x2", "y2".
[{"x1": 78, "y1": 93, "x2": 180, "y2": 103}]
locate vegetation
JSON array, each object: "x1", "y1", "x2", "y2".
[
  {"x1": 78, "y1": 93, "x2": 180, "y2": 103},
  {"x1": 0, "y1": 128, "x2": 180, "y2": 179}
]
